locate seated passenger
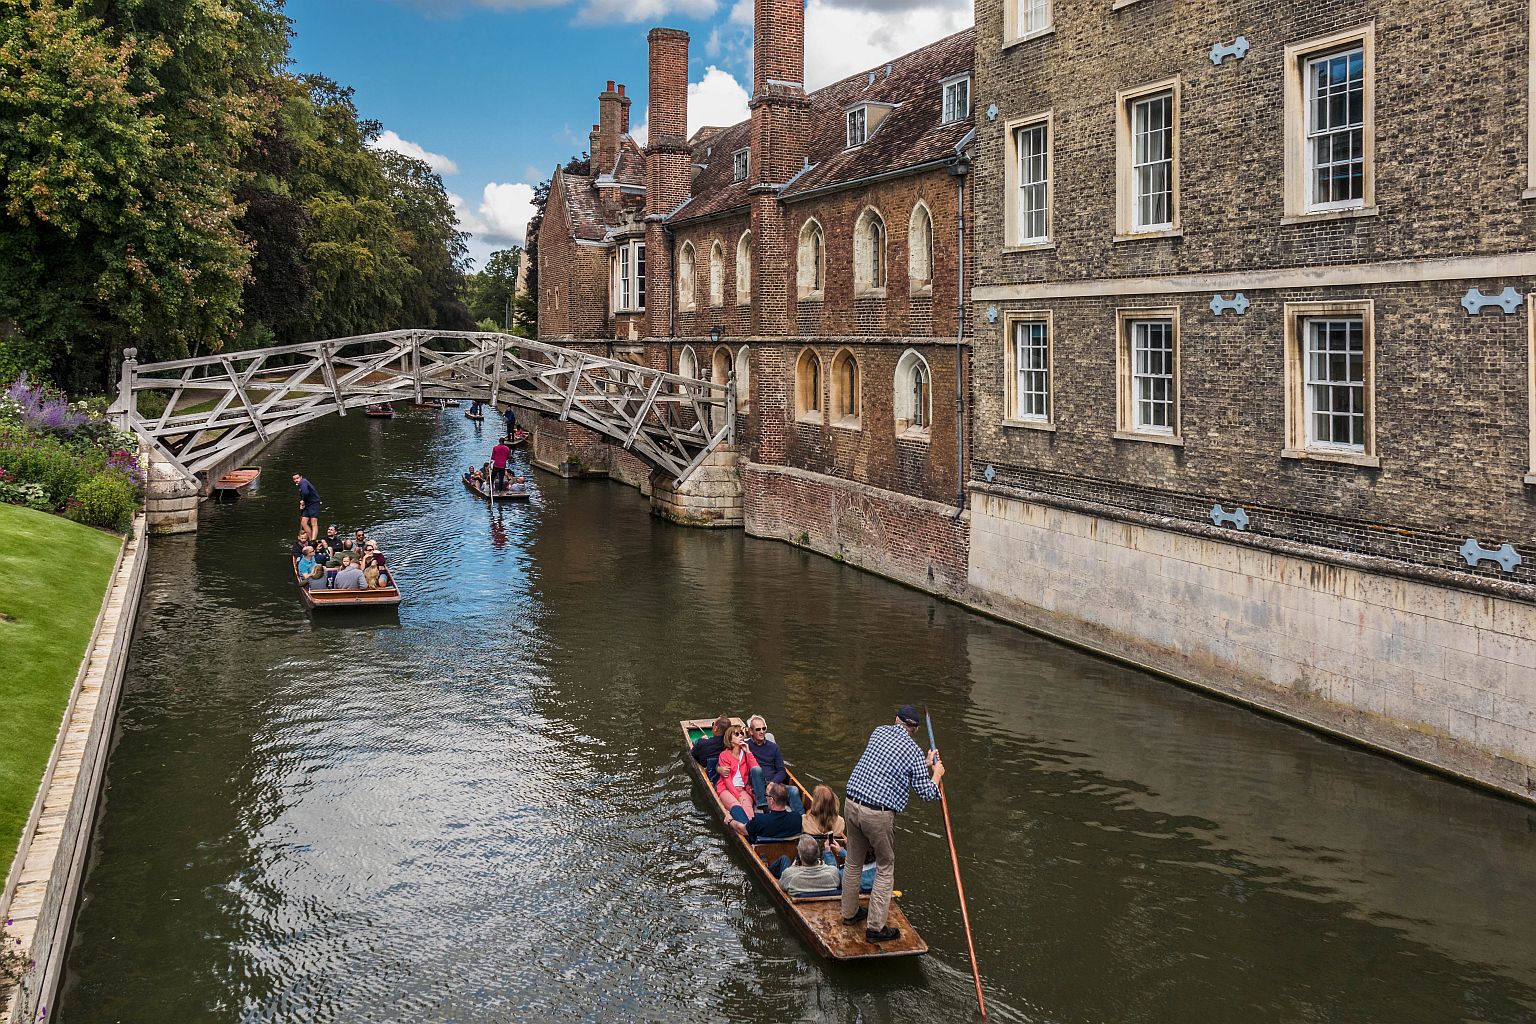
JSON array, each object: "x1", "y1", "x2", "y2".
[
  {"x1": 296, "y1": 546, "x2": 323, "y2": 581},
  {"x1": 290, "y1": 530, "x2": 311, "y2": 560},
  {"x1": 333, "y1": 555, "x2": 366, "y2": 590},
  {"x1": 800, "y1": 785, "x2": 845, "y2": 841},
  {"x1": 352, "y1": 528, "x2": 369, "y2": 551},
  {"x1": 745, "y1": 715, "x2": 801, "y2": 813},
  {"x1": 771, "y1": 836, "x2": 842, "y2": 897},
  {"x1": 361, "y1": 542, "x2": 387, "y2": 589},
  {"x1": 324, "y1": 524, "x2": 343, "y2": 549},
  {"x1": 690, "y1": 715, "x2": 730, "y2": 779},
  {"x1": 715, "y1": 724, "x2": 759, "y2": 821},
  {"x1": 731, "y1": 782, "x2": 802, "y2": 841}
]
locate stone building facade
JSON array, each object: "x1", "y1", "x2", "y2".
[{"x1": 966, "y1": 0, "x2": 1536, "y2": 800}]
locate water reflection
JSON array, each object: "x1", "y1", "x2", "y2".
[{"x1": 58, "y1": 409, "x2": 1536, "y2": 1024}]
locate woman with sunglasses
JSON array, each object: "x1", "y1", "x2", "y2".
[{"x1": 714, "y1": 723, "x2": 760, "y2": 824}]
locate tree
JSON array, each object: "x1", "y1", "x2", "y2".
[
  {"x1": 466, "y1": 248, "x2": 521, "y2": 328},
  {"x1": 520, "y1": 152, "x2": 588, "y2": 340}
]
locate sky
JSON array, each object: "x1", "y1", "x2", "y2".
[{"x1": 285, "y1": 0, "x2": 974, "y2": 269}]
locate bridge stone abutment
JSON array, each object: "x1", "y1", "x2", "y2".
[
  {"x1": 650, "y1": 446, "x2": 742, "y2": 527},
  {"x1": 144, "y1": 454, "x2": 200, "y2": 535}
]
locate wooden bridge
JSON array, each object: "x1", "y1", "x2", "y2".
[{"x1": 108, "y1": 330, "x2": 734, "y2": 486}]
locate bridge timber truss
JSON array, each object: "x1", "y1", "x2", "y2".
[{"x1": 109, "y1": 330, "x2": 734, "y2": 485}]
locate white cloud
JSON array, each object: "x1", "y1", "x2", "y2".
[
  {"x1": 804, "y1": 0, "x2": 972, "y2": 89},
  {"x1": 576, "y1": 0, "x2": 716, "y2": 22},
  {"x1": 368, "y1": 130, "x2": 461, "y2": 176},
  {"x1": 632, "y1": 65, "x2": 751, "y2": 145},
  {"x1": 452, "y1": 182, "x2": 538, "y2": 253}
]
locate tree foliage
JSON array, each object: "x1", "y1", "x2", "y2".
[{"x1": 0, "y1": 0, "x2": 471, "y2": 390}]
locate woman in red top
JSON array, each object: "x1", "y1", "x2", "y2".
[{"x1": 715, "y1": 723, "x2": 759, "y2": 820}]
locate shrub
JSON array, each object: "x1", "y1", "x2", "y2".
[
  {"x1": 3, "y1": 374, "x2": 88, "y2": 435},
  {"x1": 0, "y1": 430, "x2": 104, "y2": 506},
  {"x1": 72, "y1": 472, "x2": 138, "y2": 531},
  {"x1": 0, "y1": 469, "x2": 50, "y2": 510}
]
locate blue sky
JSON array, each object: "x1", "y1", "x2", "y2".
[{"x1": 285, "y1": 0, "x2": 972, "y2": 268}]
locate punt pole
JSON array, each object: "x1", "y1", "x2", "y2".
[{"x1": 924, "y1": 706, "x2": 987, "y2": 1019}]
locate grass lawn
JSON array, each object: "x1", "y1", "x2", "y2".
[{"x1": 0, "y1": 504, "x2": 122, "y2": 872}]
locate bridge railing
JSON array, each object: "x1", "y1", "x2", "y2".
[{"x1": 110, "y1": 330, "x2": 734, "y2": 485}]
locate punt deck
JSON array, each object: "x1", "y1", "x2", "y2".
[{"x1": 291, "y1": 557, "x2": 402, "y2": 609}]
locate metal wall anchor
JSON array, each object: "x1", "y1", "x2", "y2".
[
  {"x1": 1459, "y1": 539, "x2": 1522, "y2": 573},
  {"x1": 1209, "y1": 36, "x2": 1251, "y2": 65},
  {"x1": 1210, "y1": 504, "x2": 1250, "y2": 531},
  {"x1": 1210, "y1": 293, "x2": 1250, "y2": 316},
  {"x1": 1460, "y1": 286, "x2": 1523, "y2": 315}
]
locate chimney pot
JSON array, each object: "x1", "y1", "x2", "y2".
[
  {"x1": 618, "y1": 83, "x2": 626, "y2": 96},
  {"x1": 607, "y1": 80, "x2": 615, "y2": 91}
]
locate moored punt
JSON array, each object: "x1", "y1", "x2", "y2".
[
  {"x1": 211, "y1": 465, "x2": 261, "y2": 497},
  {"x1": 462, "y1": 472, "x2": 531, "y2": 501},
  {"x1": 292, "y1": 557, "x2": 402, "y2": 610},
  {"x1": 418, "y1": 398, "x2": 446, "y2": 410},
  {"x1": 365, "y1": 403, "x2": 395, "y2": 418},
  {"x1": 679, "y1": 718, "x2": 928, "y2": 961}
]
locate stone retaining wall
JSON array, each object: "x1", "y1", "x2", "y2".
[{"x1": 1, "y1": 515, "x2": 149, "y2": 1023}]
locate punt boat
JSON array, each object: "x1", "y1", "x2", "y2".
[
  {"x1": 679, "y1": 718, "x2": 928, "y2": 961},
  {"x1": 210, "y1": 465, "x2": 260, "y2": 498},
  {"x1": 462, "y1": 472, "x2": 531, "y2": 501},
  {"x1": 365, "y1": 403, "x2": 395, "y2": 418},
  {"x1": 291, "y1": 557, "x2": 402, "y2": 610},
  {"x1": 464, "y1": 407, "x2": 486, "y2": 421},
  {"x1": 418, "y1": 398, "x2": 446, "y2": 410}
]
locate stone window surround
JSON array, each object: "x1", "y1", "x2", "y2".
[
  {"x1": 797, "y1": 218, "x2": 826, "y2": 300},
  {"x1": 794, "y1": 346, "x2": 824, "y2": 423},
  {"x1": 854, "y1": 206, "x2": 889, "y2": 297},
  {"x1": 677, "y1": 241, "x2": 696, "y2": 311},
  {"x1": 1004, "y1": 111, "x2": 1054, "y2": 251},
  {"x1": 708, "y1": 240, "x2": 726, "y2": 307},
  {"x1": 1002, "y1": 0, "x2": 1053, "y2": 49},
  {"x1": 894, "y1": 348, "x2": 933, "y2": 439},
  {"x1": 678, "y1": 345, "x2": 700, "y2": 388},
  {"x1": 1528, "y1": 5, "x2": 1536, "y2": 199},
  {"x1": 735, "y1": 345, "x2": 752, "y2": 413},
  {"x1": 1281, "y1": 299, "x2": 1379, "y2": 468},
  {"x1": 908, "y1": 201, "x2": 935, "y2": 295},
  {"x1": 1114, "y1": 78, "x2": 1182, "y2": 241},
  {"x1": 830, "y1": 347, "x2": 863, "y2": 429},
  {"x1": 1113, "y1": 305, "x2": 1183, "y2": 445},
  {"x1": 1002, "y1": 310, "x2": 1054, "y2": 430},
  {"x1": 1526, "y1": 295, "x2": 1535, "y2": 484},
  {"x1": 736, "y1": 231, "x2": 753, "y2": 305},
  {"x1": 1282, "y1": 24, "x2": 1378, "y2": 224}
]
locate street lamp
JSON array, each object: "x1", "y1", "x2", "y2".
[{"x1": 709, "y1": 325, "x2": 723, "y2": 347}]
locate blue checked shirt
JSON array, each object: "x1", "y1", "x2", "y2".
[{"x1": 845, "y1": 724, "x2": 939, "y2": 813}]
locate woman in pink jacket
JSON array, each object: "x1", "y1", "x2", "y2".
[{"x1": 715, "y1": 723, "x2": 759, "y2": 821}]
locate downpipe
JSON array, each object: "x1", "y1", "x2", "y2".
[{"x1": 948, "y1": 154, "x2": 971, "y2": 518}]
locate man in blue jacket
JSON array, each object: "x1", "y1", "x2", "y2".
[
  {"x1": 747, "y1": 715, "x2": 803, "y2": 814},
  {"x1": 292, "y1": 473, "x2": 321, "y2": 543}
]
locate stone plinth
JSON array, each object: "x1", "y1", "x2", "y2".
[
  {"x1": 145, "y1": 457, "x2": 199, "y2": 534},
  {"x1": 650, "y1": 446, "x2": 743, "y2": 527}
]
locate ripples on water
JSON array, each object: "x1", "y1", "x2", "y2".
[{"x1": 58, "y1": 411, "x2": 1536, "y2": 1023}]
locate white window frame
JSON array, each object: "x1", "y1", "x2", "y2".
[
  {"x1": 1116, "y1": 82, "x2": 1179, "y2": 236},
  {"x1": 847, "y1": 106, "x2": 868, "y2": 148},
  {"x1": 1303, "y1": 47, "x2": 1368, "y2": 213},
  {"x1": 941, "y1": 75, "x2": 971, "y2": 125},
  {"x1": 1115, "y1": 307, "x2": 1181, "y2": 443},
  {"x1": 733, "y1": 148, "x2": 750, "y2": 182},
  {"x1": 1005, "y1": 0, "x2": 1053, "y2": 45},
  {"x1": 1284, "y1": 26, "x2": 1376, "y2": 221},
  {"x1": 894, "y1": 349, "x2": 932, "y2": 438},
  {"x1": 1283, "y1": 300, "x2": 1378, "y2": 466},
  {"x1": 1005, "y1": 113, "x2": 1052, "y2": 248},
  {"x1": 612, "y1": 239, "x2": 645, "y2": 312},
  {"x1": 1004, "y1": 312, "x2": 1053, "y2": 427}
]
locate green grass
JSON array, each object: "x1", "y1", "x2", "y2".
[{"x1": 0, "y1": 505, "x2": 122, "y2": 871}]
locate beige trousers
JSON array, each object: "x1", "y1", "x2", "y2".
[{"x1": 840, "y1": 799, "x2": 896, "y2": 929}]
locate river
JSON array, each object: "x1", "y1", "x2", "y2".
[{"x1": 57, "y1": 408, "x2": 1536, "y2": 1023}]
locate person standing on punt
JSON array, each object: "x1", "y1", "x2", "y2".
[
  {"x1": 490, "y1": 437, "x2": 512, "y2": 493},
  {"x1": 839, "y1": 704, "x2": 944, "y2": 944},
  {"x1": 292, "y1": 474, "x2": 321, "y2": 542},
  {"x1": 503, "y1": 404, "x2": 517, "y2": 438}
]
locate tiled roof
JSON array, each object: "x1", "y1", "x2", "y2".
[
  {"x1": 562, "y1": 136, "x2": 648, "y2": 242},
  {"x1": 560, "y1": 172, "x2": 608, "y2": 241},
  {"x1": 668, "y1": 27, "x2": 973, "y2": 225}
]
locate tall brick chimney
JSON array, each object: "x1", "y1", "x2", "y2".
[
  {"x1": 596, "y1": 80, "x2": 629, "y2": 174},
  {"x1": 645, "y1": 28, "x2": 691, "y2": 338},
  {"x1": 618, "y1": 83, "x2": 630, "y2": 135},
  {"x1": 748, "y1": 0, "x2": 811, "y2": 334}
]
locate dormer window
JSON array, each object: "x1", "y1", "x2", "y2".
[
  {"x1": 733, "y1": 148, "x2": 749, "y2": 182},
  {"x1": 847, "y1": 107, "x2": 868, "y2": 148},
  {"x1": 942, "y1": 76, "x2": 971, "y2": 124}
]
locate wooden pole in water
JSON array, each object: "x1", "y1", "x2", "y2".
[{"x1": 925, "y1": 706, "x2": 987, "y2": 1020}]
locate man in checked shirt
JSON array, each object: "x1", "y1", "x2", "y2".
[{"x1": 839, "y1": 704, "x2": 945, "y2": 943}]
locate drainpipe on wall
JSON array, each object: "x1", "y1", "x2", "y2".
[
  {"x1": 948, "y1": 149, "x2": 971, "y2": 516},
  {"x1": 665, "y1": 224, "x2": 677, "y2": 375}
]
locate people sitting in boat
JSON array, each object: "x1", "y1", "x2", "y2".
[
  {"x1": 352, "y1": 528, "x2": 369, "y2": 551},
  {"x1": 800, "y1": 785, "x2": 845, "y2": 844},
  {"x1": 291, "y1": 530, "x2": 311, "y2": 560},
  {"x1": 296, "y1": 546, "x2": 324, "y2": 582},
  {"x1": 467, "y1": 465, "x2": 486, "y2": 484},
  {"x1": 312, "y1": 537, "x2": 333, "y2": 566},
  {"x1": 508, "y1": 474, "x2": 529, "y2": 494},
  {"x1": 361, "y1": 542, "x2": 388, "y2": 589},
  {"x1": 731, "y1": 782, "x2": 802, "y2": 841},
  {"x1": 324, "y1": 524, "x2": 343, "y2": 550},
  {"x1": 333, "y1": 555, "x2": 365, "y2": 590},
  {"x1": 746, "y1": 715, "x2": 801, "y2": 813},
  {"x1": 690, "y1": 716, "x2": 731, "y2": 780},
  {"x1": 715, "y1": 724, "x2": 760, "y2": 822},
  {"x1": 770, "y1": 836, "x2": 843, "y2": 897}
]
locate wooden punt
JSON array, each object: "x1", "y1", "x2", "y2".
[
  {"x1": 462, "y1": 472, "x2": 531, "y2": 502},
  {"x1": 507, "y1": 430, "x2": 530, "y2": 447},
  {"x1": 679, "y1": 718, "x2": 928, "y2": 961},
  {"x1": 292, "y1": 557, "x2": 401, "y2": 609},
  {"x1": 464, "y1": 408, "x2": 485, "y2": 420},
  {"x1": 211, "y1": 465, "x2": 260, "y2": 495},
  {"x1": 444, "y1": 399, "x2": 461, "y2": 407},
  {"x1": 418, "y1": 398, "x2": 446, "y2": 410},
  {"x1": 365, "y1": 403, "x2": 395, "y2": 418}
]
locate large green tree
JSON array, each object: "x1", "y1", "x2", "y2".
[{"x1": 465, "y1": 247, "x2": 521, "y2": 329}]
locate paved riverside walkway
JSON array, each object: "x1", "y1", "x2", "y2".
[{"x1": 2, "y1": 516, "x2": 147, "y2": 1024}]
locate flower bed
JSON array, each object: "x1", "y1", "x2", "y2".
[{"x1": 0, "y1": 376, "x2": 144, "y2": 532}]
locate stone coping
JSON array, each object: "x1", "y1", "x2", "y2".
[{"x1": 1, "y1": 514, "x2": 149, "y2": 1024}]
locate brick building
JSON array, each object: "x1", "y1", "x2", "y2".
[
  {"x1": 534, "y1": 8, "x2": 976, "y2": 588},
  {"x1": 966, "y1": 0, "x2": 1536, "y2": 800}
]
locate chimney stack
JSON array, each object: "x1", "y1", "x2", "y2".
[
  {"x1": 753, "y1": 0, "x2": 805, "y2": 96},
  {"x1": 596, "y1": 81, "x2": 629, "y2": 175},
  {"x1": 618, "y1": 83, "x2": 630, "y2": 134},
  {"x1": 644, "y1": 28, "x2": 692, "y2": 338}
]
